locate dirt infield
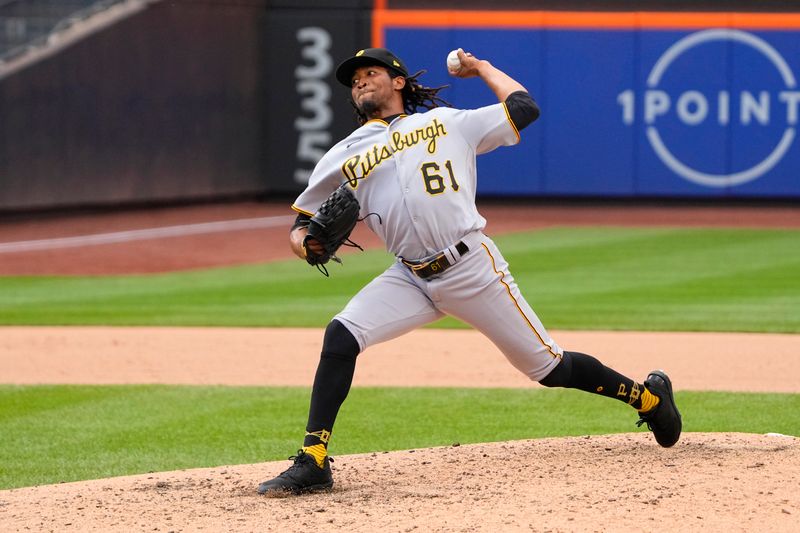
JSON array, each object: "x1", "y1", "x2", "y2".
[
  {"x1": 2, "y1": 433, "x2": 798, "y2": 532},
  {"x1": 3, "y1": 327, "x2": 800, "y2": 393},
  {"x1": 1, "y1": 201, "x2": 799, "y2": 531}
]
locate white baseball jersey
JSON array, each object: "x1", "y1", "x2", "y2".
[
  {"x1": 293, "y1": 102, "x2": 563, "y2": 381},
  {"x1": 293, "y1": 103, "x2": 518, "y2": 261}
]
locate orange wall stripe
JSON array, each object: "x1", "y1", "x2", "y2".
[
  {"x1": 371, "y1": 0, "x2": 387, "y2": 44},
  {"x1": 372, "y1": 10, "x2": 800, "y2": 47}
]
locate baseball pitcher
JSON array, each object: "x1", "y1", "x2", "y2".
[{"x1": 257, "y1": 47, "x2": 682, "y2": 496}]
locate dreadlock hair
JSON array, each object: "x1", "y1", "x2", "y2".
[{"x1": 350, "y1": 69, "x2": 453, "y2": 126}]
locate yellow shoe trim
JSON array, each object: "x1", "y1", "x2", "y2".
[
  {"x1": 638, "y1": 389, "x2": 660, "y2": 413},
  {"x1": 302, "y1": 444, "x2": 327, "y2": 468}
]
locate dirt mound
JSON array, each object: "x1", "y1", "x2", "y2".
[{"x1": 1, "y1": 433, "x2": 797, "y2": 532}]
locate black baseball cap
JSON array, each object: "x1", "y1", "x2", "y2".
[{"x1": 335, "y1": 48, "x2": 409, "y2": 87}]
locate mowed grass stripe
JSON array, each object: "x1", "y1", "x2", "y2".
[
  {"x1": 0, "y1": 227, "x2": 798, "y2": 332},
  {"x1": 1, "y1": 385, "x2": 798, "y2": 490}
]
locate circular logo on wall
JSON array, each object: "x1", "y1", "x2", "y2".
[{"x1": 617, "y1": 29, "x2": 800, "y2": 188}]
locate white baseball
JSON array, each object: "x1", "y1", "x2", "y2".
[{"x1": 446, "y1": 49, "x2": 462, "y2": 73}]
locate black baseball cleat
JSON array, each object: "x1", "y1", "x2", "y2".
[
  {"x1": 637, "y1": 370, "x2": 682, "y2": 448},
  {"x1": 257, "y1": 450, "x2": 333, "y2": 496}
]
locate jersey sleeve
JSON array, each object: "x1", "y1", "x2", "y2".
[
  {"x1": 291, "y1": 150, "x2": 343, "y2": 216},
  {"x1": 505, "y1": 91, "x2": 540, "y2": 131},
  {"x1": 447, "y1": 102, "x2": 521, "y2": 155}
]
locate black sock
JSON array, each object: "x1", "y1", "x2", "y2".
[
  {"x1": 303, "y1": 320, "x2": 360, "y2": 451},
  {"x1": 540, "y1": 351, "x2": 648, "y2": 409}
]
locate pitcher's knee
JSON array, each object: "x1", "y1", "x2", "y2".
[
  {"x1": 539, "y1": 352, "x2": 573, "y2": 387},
  {"x1": 321, "y1": 319, "x2": 360, "y2": 362}
]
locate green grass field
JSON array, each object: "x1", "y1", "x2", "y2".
[
  {"x1": 1, "y1": 227, "x2": 799, "y2": 331},
  {"x1": 2, "y1": 385, "x2": 798, "y2": 490},
  {"x1": 1, "y1": 227, "x2": 799, "y2": 489}
]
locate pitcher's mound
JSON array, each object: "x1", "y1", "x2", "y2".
[{"x1": 1, "y1": 432, "x2": 798, "y2": 532}]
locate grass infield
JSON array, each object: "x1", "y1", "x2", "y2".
[{"x1": 1, "y1": 385, "x2": 798, "y2": 490}]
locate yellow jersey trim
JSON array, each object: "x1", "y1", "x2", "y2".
[
  {"x1": 502, "y1": 101, "x2": 521, "y2": 143},
  {"x1": 481, "y1": 243, "x2": 560, "y2": 359},
  {"x1": 363, "y1": 114, "x2": 409, "y2": 127},
  {"x1": 291, "y1": 205, "x2": 314, "y2": 216}
]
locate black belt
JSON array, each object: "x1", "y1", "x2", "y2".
[{"x1": 401, "y1": 241, "x2": 469, "y2": 280}]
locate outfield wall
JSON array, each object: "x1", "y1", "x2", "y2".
[
  {"x1": 0, "y1": 0, "x2": 372, "y2": 210},
  {"x1": 0, "y1": 1, "x2": 799, "y2": 210},
  {"x1": 377, "y1": 13, "x2": 800, "y2": 198},
  {"x1": 0, "y1": 0, "x2": 272, "y2": 210}
]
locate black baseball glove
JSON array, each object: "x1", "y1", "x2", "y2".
[{"x1": 303, "y1": 183, "x2": 362, "y2": 274}]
